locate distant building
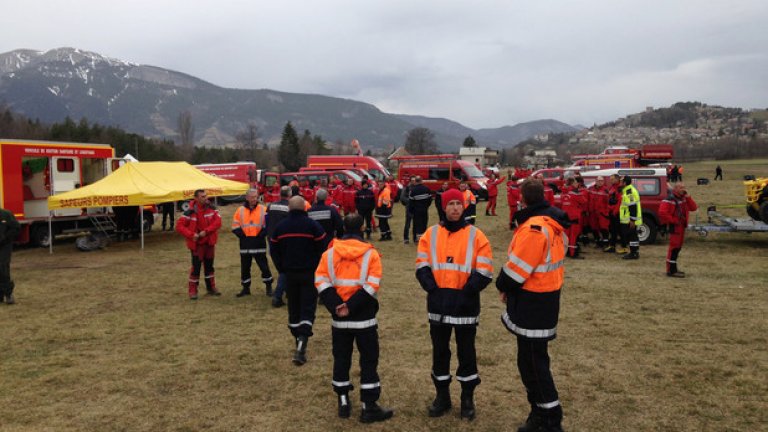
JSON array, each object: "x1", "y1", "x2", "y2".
[{"x1": 459, "y1": 146, "x2": 499, "y2": 167}]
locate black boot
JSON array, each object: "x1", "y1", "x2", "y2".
[
  {"x1": 293, "y1": 336, "x2": 308, "y2": 366},
  {"x1": 428, "y1": 388, "x2": 452, "y2": 417},
  {"x1": 623, "y1": 251, "x2": 640, "y2": 260},
  {"x1": 517, "y1": 412, "x2": 544, "y2": 432},
  {"x1": 460, "y1": 394, "x2": 476, "y2": 421},
  {"x1": 337, "y1": 393, "x2": 351, "y2": 418},
  {"x1": 236, "y1": 286, "x2": 251, "y2": 297},
  {"x1": 360, "y1": 401, "x2": 393, "y2": 423},
  {"x1": 265, "y1": 283, "x2": 273, "y2": 297}
]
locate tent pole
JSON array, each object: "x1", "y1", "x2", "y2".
[
  {"x1": 48, "y1": 211, "x2": 53, "y2": 254},
  {"x1": 141, "y1": 210, "x2": 145, "y2": 250}
]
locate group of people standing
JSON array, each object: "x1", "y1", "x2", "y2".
[{"x1": 172, "y1": 179, "x2": 569, "y2": 430}]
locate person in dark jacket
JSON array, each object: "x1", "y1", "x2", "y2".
[
  {"x1": 401, "y1": 176, "x2": 415, "y2": 243},
  {"x1": 355, "y1": 181, "x2": 376, "y2": 239},
  {"x1": 408, "y1": 176, "x2": 433, "y2": 242},
  {"x1": 416, "y1": 189, "x2": 493, "y2": 421},
  {"x1": 266, "y1": 186, "x2": 291, "y2": 307},
  {"x1": 270, "y1": 196, "x2": 327, "y2": 365},
  {"x1": 309, "y1": 189, "x2": 344, "y2": 249},
  {"x1": 0, "y1": 207, "x2": 20, "y2": 304},
  {"x1": 434, "y1": 182, "x2": 449, "y2": 223},
  {"x1": 160, "y1": 201, "x2": 176, "y2": 231}
]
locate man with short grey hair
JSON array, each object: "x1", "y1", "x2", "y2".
[
  {"x1": 309, "y1": 188, "x2": 344, "y2": 249},
  {"x1": 232, "y1": 189, "x2": 273, "y2": 297}
]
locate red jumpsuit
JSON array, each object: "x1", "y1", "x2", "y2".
[
  {"x1": 506, "y1": 180, "x2": 520, "y2": 228},
  {"x1": 561, "y1": 186, "x2": 587, "y2": 257},
  {"x1": 587, "y1": 184, "x2": 609, "y2": 240},
  {"x1": 659, "y1": 193, "x2": 697, "y2": 275},
  {"x1": 485, "y1": 176, "x2": 506, "y2": 215},
  {"x1": 341, "y1": 184, "x2": 358, "y2": 215}
]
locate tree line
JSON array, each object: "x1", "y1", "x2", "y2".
[{"x1": 2, "y1": 105, "x2": 460, "y2": 171}]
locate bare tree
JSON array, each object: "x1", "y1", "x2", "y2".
[
  {"x1": 178, "y1": 110, "x2": 195, "y2": 159},
  {"x1": 404, "y1": 127, "x2": 438, "y2": 155},
  {"x1": 236, "y1": 123, "x2": 260, "y2": 161}
]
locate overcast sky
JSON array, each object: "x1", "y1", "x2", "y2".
[{"x1": 2, "y1": 1, "x2": 767, "y2": 129}]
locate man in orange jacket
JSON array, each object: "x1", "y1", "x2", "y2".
[
  {"x1": 315, "y1": 214, "x2": 394, "y2": 423},
  {"x1": 460, "y1": 182, "x2": 477, "y2": 225},
  {"x1": 375, "y1": 181, "x2": 393, "y2": 241},
  {"x1": 232, "y1": 189, "x2": 273, "y2": 297},
  {"x1": 176, "y1": 190, "x2": 222, "y2": 300},
  {"x1": 496, "y1": 179, "x2": 569, "y2": 432},
  {"x1": 416, "y1": 188, "x2": 493, "y2": 421}
]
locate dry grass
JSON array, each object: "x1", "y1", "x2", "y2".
[{"x1": 2, "y1": 159, "x2": 767, "y2": 431}]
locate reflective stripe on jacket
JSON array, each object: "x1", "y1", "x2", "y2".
[
  {"x1": 503, "y1": 215, "x2": 566, "y2": 293},
  {"x1": 315, "y1": 238, "x2": 382, "y2": 328},
  {"x1": 232, "y1": 204, "x2": 266, "y2": 237},
  {"x1": 416, "y1": 225, "x2": 493, "y2": 289},
  {"x1": 620, "y1": 185, "x2": 642, "y2": 224}
]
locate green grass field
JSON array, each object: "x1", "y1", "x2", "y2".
[{"x1": 2, "y1": 159, "x2": 767, "y2": 431}]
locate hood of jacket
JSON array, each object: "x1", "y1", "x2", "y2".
[
  {"x1": 514, "y1": 201, "x2": 570, "y2": 229},
  {"x1": 333, "y1": 237, "x2": 375, "y2": 260}
]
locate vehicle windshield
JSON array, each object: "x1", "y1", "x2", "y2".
[
  {"x1": 462, "y1": 164, "x2": 486, "y2": 178},
  {"x1": 368, "y1": 168, "x2": 389, "y2": 182}
]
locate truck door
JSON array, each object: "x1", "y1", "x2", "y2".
[
  {"x1": 107, "y1": 158, "x2": 124, "y2": 176},
  {"x1": 51, "y1": 156, "x2": 82, "y2": 217}
]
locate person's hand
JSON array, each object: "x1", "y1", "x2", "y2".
[
  {"x1": 192, "y1": 233, "x2": 199, "y2": 241},
  {"x1": 629, "y1": 221, "x2": 636, "y2": 229},
  {"x1": 199, "y1": 231, "x2": 207, "y2": 238},
  {"x1": 335, "y1": 303, "x2": 349, "y2": 317},
  {"x1": 499, "y1": 292, "x2": 507, "y2": 303}
]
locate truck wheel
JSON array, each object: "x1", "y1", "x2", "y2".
[
  {"x1": 746, "y1": 204, "x2": 760, "y2": 221},
  {"x1": 76, "y1": 234, "x2": 101, "y2": 252},
  {"x1": 31, "y1": 225, "x2": 53, "y2": 247},
  {"x1": 759, "y1": 202, "x2": 768, "y2": 224},
  {"x1": 638, "y1": 218, "x2": 657, "y2": 244}
]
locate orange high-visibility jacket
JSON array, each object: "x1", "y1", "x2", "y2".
[
  {"x1": 315, "y1": 238, "x2": 382, "y2": 329},
  {"x1": 498, "y1": 214, "x2": 566, "y2": 340},
  {"x1": 462, "y1": 189, "x2": 477, "y2": 207},
  {"x1": 503, "y1": 215, "x2": 566, "y2": 293},
  {"x1": 231, "y1": 204, "x2": 266, "y2": 237},
  {"x1": 377, "y1": 185, "x2": 392, "y2": 208},
  {"x1": 416, "y1": 223, "x2": 493, "y2": 325}
]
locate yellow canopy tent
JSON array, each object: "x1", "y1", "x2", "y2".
[
  {"x1": 47, "y1": 161, "x2": 250, "y2": 249},
  {"x1": 48, "y1": 161, "x2": 249, "y2": 209}
]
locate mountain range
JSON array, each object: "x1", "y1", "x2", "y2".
[{"x1": 0, "y1": 48, "x2": 579, "y2": 150}]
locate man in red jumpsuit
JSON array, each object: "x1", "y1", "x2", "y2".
[
  {"x1": 506, "y1": 176, "x2": 520, "y2": 229},
  {"x1": 561, "y1": 178, "x2": 587, "y2": 259},
  {"x1": 587, "y1": 176, "x2": 610, "y2": 248},
  {"x1": 485, "y1": 173, "x2": 506, "y2": 216},
  {"x1": 341, "y1": 178, "x2": 358, "y2": 216},
  {"x1": 659, "y1": 183, "x2": 697, "y2": 277},
  {"x1": 176, "y1": 190, "x2": 222, "y2": 299}
]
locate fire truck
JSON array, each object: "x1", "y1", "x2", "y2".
[
  {"x1": 192, "y1": 162, "x2": 259, "y2": 206},
  {"x1": 392, "y1": 154, "x2": 490, "y2": 199},
  {"x1": 1, "y1": 139, "x2": 124, "y2": 246},
  {"x1": 570, "y1": 145, "x2": 674, "y2": 170}
]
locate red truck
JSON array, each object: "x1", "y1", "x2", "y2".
[
  {"x1": 392, "y1": 154, "x2": 490, "y2": 200},
  {"x1": 0, "y1": 139, "x2": 157, "y2": 246},
  {"x1": 306, "y1": 155, "x2": 392, "y2": 182}
]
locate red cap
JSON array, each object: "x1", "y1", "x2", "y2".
[{"x1": 441, "y1": 188, "x2": 464, "y2": 210}]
